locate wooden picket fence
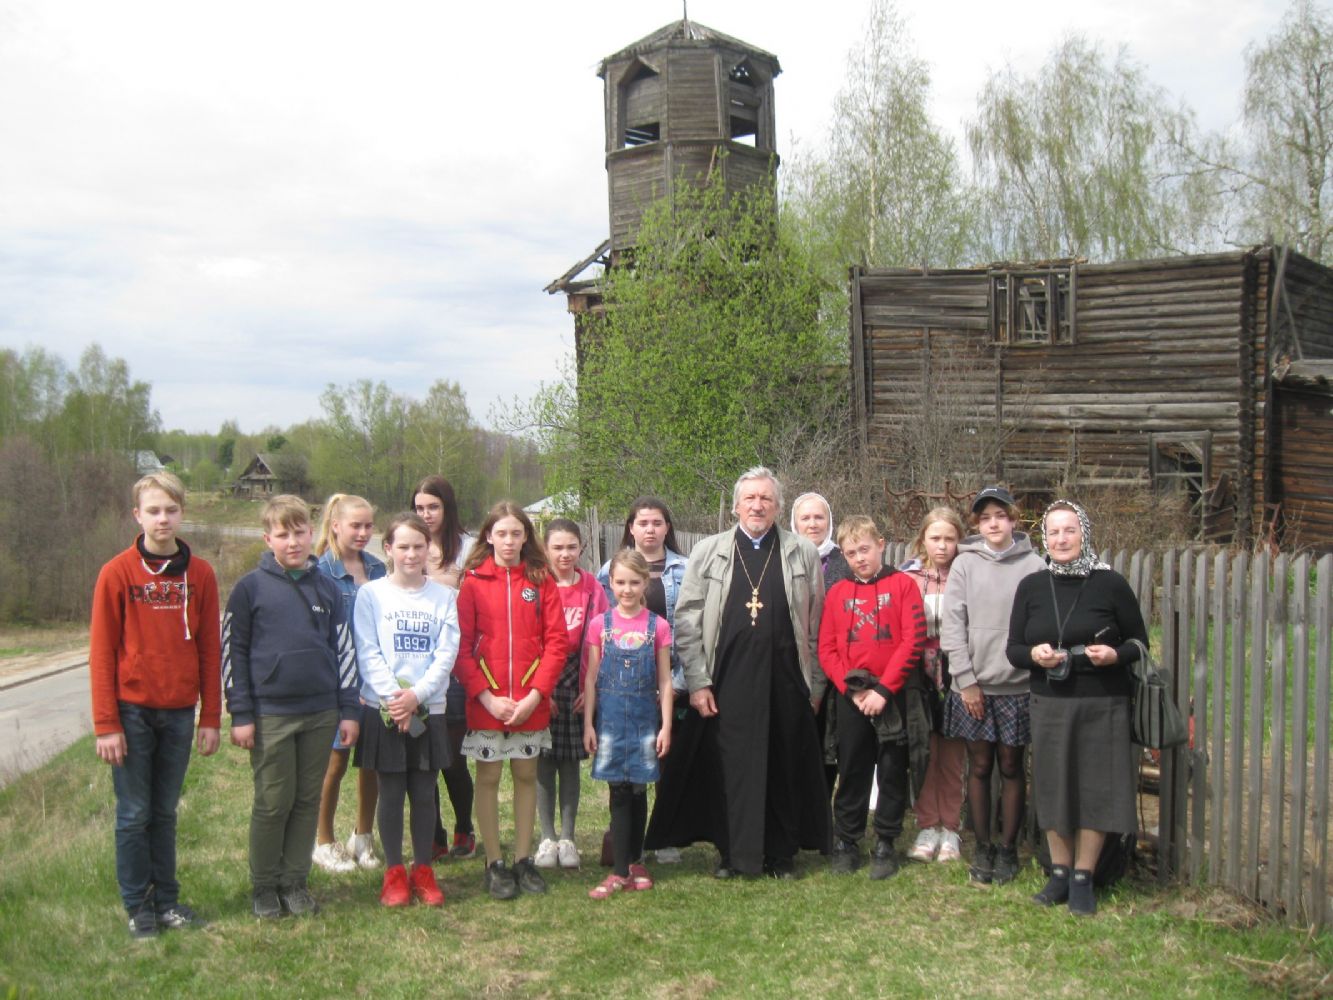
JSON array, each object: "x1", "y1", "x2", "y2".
[{"x1": 585, "y1": 525, "x2": 1331, "y2": 929}]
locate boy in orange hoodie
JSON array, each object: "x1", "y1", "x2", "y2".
[{"x1": 89, "y1": 472, "x2": 221, "y2": 939}]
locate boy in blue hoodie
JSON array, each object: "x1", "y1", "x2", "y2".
[{"x1": 223, "y1": 495, "x2": 360, "y2": 919}]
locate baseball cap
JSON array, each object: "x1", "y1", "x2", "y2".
[{"x1": 970, "y1": 486, "x2": 1015, "y2": 513}]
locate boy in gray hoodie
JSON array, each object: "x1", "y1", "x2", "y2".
[
  {"x1": 224, "y1": 495, "x2": 360, "y2": 919},
  {"x1": 939, "y1": 487, "x2": 1044, "y2": 886}
]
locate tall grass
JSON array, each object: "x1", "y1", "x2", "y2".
[{"x1": 1, "y1": 733, "x2": 1327, "y2": 999}]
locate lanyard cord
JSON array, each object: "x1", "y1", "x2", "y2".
[{"x1": 1047, "y1": 572, "x2": 1088, "y2": 650}]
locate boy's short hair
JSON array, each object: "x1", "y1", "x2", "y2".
[
  {"x1": 968, "y1": 499, "x2": 1020, "y2": 527},
  {"x1": 836, "y1": 515, "x2": 883, "y2": 548},
  {"x1": 133, "y1": 471, "x2": 186, "y2": 508},
  {"x1": 262, "y1": 494, "x2": 311, "y2": 533}
]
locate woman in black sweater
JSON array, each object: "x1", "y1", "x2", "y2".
[{"x1": 1006, "y1": 500, "x2": 1147, "y2": 916}]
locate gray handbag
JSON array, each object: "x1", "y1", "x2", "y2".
[{"x1": 1124, "y1": 638, "x2": 1189, "y2": 750}]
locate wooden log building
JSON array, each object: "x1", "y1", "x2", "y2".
[{"x1": 850, "y1": 246, "x2": 1333, "y2": 549}]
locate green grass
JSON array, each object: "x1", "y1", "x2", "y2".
[
  {"x1": 1, "y1": 734, "x2": 1328, "y2": 999},
  {"x1": 0, "y1": 624, "x2": 87, "y2": 660}
]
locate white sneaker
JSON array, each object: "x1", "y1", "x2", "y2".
[
  {"x1": 936, "y1": 829, "x2": 962, "y2": 863},
  {"x1": 556, "y1": 838, "x2": 581, "y2": 869},
  {"x1": 533, "y1": 838, "x2": 559, "y2": 869},
  {"x1": 907, "y1": 827, "x2": 941, "y2": 862},
  {"x1": 655, "y1": 846, "x2": 682, "y2": 864},
  {"x1": 346, "y1": 831, "x2": 381, "y2": 869},
  {"x1": 312, "y1": 840, "x2": 356, "y2": 873}
]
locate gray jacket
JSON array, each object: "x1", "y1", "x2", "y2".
[
  {"x1": 939, "y1": 532, "x2": 1045, "y2": 696},
  {"x1": 676, "y1": 526, "x2": 825, "y2": 702}
]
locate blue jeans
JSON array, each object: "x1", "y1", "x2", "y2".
[{"x1": 111, "y1": 702, "x2": 195, "y2": 913}]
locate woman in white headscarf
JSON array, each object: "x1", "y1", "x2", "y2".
[
  {"x1": 791, "y1": 492, "x2": 852, "y2": 795},
  {"x1": 1006, "y1": 499, "x2": 1147, "y2": 917}
]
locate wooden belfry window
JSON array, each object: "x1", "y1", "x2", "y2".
[
  {"x1": 728, "y1": 61, "x2": 759, "y2": 147},
  {"x1": 989, "y1": 268, "x2": 1075, "y2": 345},
  {"x1": 621, "y1": 61, "x2": 662, "y2": 148}
]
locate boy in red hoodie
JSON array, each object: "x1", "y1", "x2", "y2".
[
  {"x1": 819, "y1": 515, "x2": 925, "y2": 880},
  {"x1": 89, "y1": 472, "x2": 221, "y2": 939}
]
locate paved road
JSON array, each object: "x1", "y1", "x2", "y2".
[{"x1": 0, "y1": 665, "x2": 92, "y2": 785}]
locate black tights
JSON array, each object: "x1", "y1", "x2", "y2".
[
  {"x1": 608, "y1": 783, "x2": 647, "y2": 878},
  {"x1": 378, "y1": 769, "x2": 437, "y2": 868},
  {"x1": 965, "y1": 740, "x2": 1025, "y2": 848}
]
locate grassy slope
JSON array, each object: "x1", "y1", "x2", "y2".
[{"x1": 0, "y1": 734, "x2": 1327, "y2": 999}]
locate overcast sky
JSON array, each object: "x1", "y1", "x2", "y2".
[{"x1": 0, "y1": 0, "x2": 1289, "y2": 433}]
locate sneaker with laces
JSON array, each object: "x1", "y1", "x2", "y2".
[
  {"x1": 380, "y1": 864, "x2": 410, "y2": 907},
  {"x1": 654, "y1": 846, "x2": 682, "y2": 864},
  {"x1": 936, "y1": 829, "x2": 962, "y2": 862},
  {"x1": 556, "y1": 838, "x2": 581, "y2": 869},
  {"x1": 513, "y1": 856, "x2": 548, "y2": 894},
  {"x1": 252, "y1": 887, "x2": 283, "y2": 920},
  {"x1": 347, "y1": 831, "x2": 382, "y2": 869},
  {"x1": 128, "y1": 906, "x2": 158, "y2": 940},
  {"x1": 279, "y1": 883, "x2": 320, "y2": 917},
  {"x1": 156, "y1": 902, "x2": 206, "y2": 930},
  {"x1": 313, "y1": 840, "x2": 357, "y2": 873},
  {"x1": 830, "y1": 838, "x2": 862, "y2": 875},
  {"x1": 533, "y1": 838, "x2": 559, "y2": 869},
  {"x1": 869, "y1": 839, "x2": 900, "y2": 880},
  {"x1": 907, "y1": 827, "x2": 941, "y2": 862},
  {"x1": 410, "y1": 864, "x2": 445, "y2": 906},
  {"x1": 484, "y1": 860, "x2": 520, "y2": 901},
  {"x1": 451, "y1": 831, "x2": 477, "y2": 859}
]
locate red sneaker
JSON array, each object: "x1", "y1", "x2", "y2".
[
  {"x1": 450, "y1": 831, "x2": 477, "y2": 859},
  {"x1": 380, "y1": 864, "x2": 410, "y2": 907},
  {"x1": 410, "y1": 864, "x2": 445, "y2": 906}
]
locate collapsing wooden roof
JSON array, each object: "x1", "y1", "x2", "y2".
[
  {"x1": 597, "y1": 19, "x2": 780, "y2": 77},
  {"x1": 544, "y1": 239, "x2": 610, "y2": 295}
]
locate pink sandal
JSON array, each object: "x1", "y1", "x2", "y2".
[
  {"x1": 588, "y1": 874, "x2": 628, "y2": 900},
  {"x1": 627, "y1": 863, "x2": 654, "y2": 890}
]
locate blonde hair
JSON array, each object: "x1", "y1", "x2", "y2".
[
  {"x1": 262, "y1": 494, "x2": 311, "y2": 533},
  {"x1": 608, "y1": 547, "x2": 650, "y2": 581},
  {"x1": 133, "y1": 471, "x2": 185, "y2": 508},
  {"x1": 910, "y1": 507, "x2": 967, "y2": 560},
  {"x1": 835, "y1": 515, "x2": 882, "y2": 548},
  {"x1": 314, "y1": 493, "x2": 374, "y2": 559}
]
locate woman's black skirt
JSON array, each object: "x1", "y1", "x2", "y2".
[
  {"x1": 1030, "y1": 692, "x2": 1136, "y2": 836},
  {"x1": 353, "y1": 705, "x2": 452, "y2": 773}
]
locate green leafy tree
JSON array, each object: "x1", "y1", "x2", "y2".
[
  {"x1": 783, "y1": 0, "x2": 976, "y2": 274},
  {"x1": 310, "y1": 380, "x2": 412, "y2": 508},
  {"x1": 509, "y1": 176, "x2": 842, "y2": 521},
  {"x1": 968, "y1": 36, "x2": 1215, "y2": 261},
  {"x1": 187, "y1": 457, "x2": 223, "y2": 492}
]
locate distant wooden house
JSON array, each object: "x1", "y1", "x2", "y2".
[
  {"x1": 850, "y1": 246, "x2": 1333, "y2": 548},
  {"x1": 132, "y1": 450, "x2": 165, "y2": 475},
  {"x1": 233, "y1": 453, "x2": 278, "y2": 499}
]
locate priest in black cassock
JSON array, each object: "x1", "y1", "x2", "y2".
[{"x1": 645, "y1": 467, "x2": 832, "y2": 877}]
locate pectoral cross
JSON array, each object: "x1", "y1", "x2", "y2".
[{"x1": 745, "y1": 589, "x2": 763, "y2": 626}]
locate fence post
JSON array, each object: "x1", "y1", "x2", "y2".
[
  {"x1": 1265, "y1": 553, "x2": 1287, "y2": 910},
  {"x1": 1209, "y1": 550, "x2": 1227, "y2": 885},
  {"x1": 1244, "y1": 550, "x2": 1267, "y2": 901},
  {"x1": 1159, "y1": 549, "x2": 1178, "y2": 881},
  {"x1": 1311, "y1": 555, "x2": 1331, "y2": 931},
  {"x1": 1189, "y1": 550, "x2": 1209, "y2": 884},
  {"x1": 1288, "y1": 553, "x2": 1310, "y2": 920},
  {"x1": 1225, "y1": 551, "x2": 1248, "y2": 891}
]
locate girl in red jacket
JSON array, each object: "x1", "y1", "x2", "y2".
[{"x1": 454, "y1": 502, "x2": 567, "y2": 900}]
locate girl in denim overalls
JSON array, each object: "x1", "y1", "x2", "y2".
[{"x1": 582, "y1": 549, "x2": 674, "y2": 899}]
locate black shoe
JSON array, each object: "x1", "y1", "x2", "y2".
[
  {"x1": 251, "y1": 887, "x2": 282, "y2": 920},
  {"x1": 513, "y1": 856, "x2": 548, "y2": 894},
  {"x1": 763, "y1": 856, "x2": 796, "y2": 880},
  {"x1": 128, "y1": 905, "x2": 158, "y2": 940},
  {"x1": 484, "y1": 860, "x2": 520, "y2": 900},
  {"x1": 992, "y1": 845, "x2": 1021, "y2": 885},
  {"x1": 829, "y1": 839, "x2": 862, "y2": 875},
  {"x1": 156, "y1": 902, "x2": 206, "y2": 930},
  {"x1": 713, "y1": 857, "x2": 739, "y2": 880},
  {"x1": 1068, "y1": 869, "x2": 1097, "y2": 916},
  {"x1": 1032, "y1": 866, "x2": 1070, "y2": 906},
  {"x1": 279, "y1": 883, "x2": 319, "y2": 917},
  {"x1": 868, "y1": 839, "x2": 900, "y2": 881},
  {"x1": 969, "y1": 843, "x2": 995, "y2": 885}
]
